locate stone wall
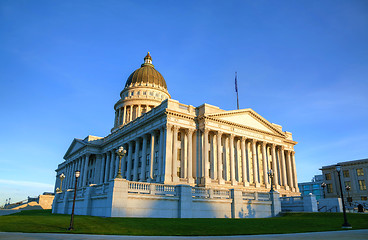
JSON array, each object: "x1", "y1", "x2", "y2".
[{"x1": 52, "y1": 179, "x2": 281, "y2": 218}]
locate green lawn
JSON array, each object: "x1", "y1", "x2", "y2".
[{"x1": 0, "y1": 210, "x2": 367, "y2": 236}]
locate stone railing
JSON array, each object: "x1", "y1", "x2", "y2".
[
  {"x1": 258, "y1": 193, "x2": 271, "y2": 201},
  {"x1": 212, "y1": 189, "x2": 230, "y2": 199},
  {"x1": 128, "y1": 181, "x2": 177, "y2": 196},
  {"x1": 242, "y1": 192, "x2": 256, "y2": 200},
  {"x1": 192, "y1": 187, "x2": 210, "y2": 198}
]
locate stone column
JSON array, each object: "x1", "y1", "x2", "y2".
[
  {"x1": 217, "y1": 131, "x2": 224, "y2": 184},
  {"x1": 126, "y1": 142, "x2": 133, "y2": 180},
  {"x1": 291, "y1": 151, "x2": 299, "y2": 192},
  {"x1": 223, "y1": 135, "x2": 229, "y2": 181},
  {"x1": 262, "y1": 142, "x2": 269, "y2": 188},
  {"x1": 109, "y1": 150, "x2": 116, "y2": 180},
  {"x1": 137, "y1": 105, "x2": 141, "y2": 118},
  {"x1": 285, "y1": 150, "x2": 293, "y2": 190},
  {"x1": 100, "y1": 154, "x2": 106, "y2": 184},
  {"x1": 129, "y1": 105, "x2": 133, "y2": 122},
  {"x1": 82, "y1": 154, "x2": 90, "y2": 186},
  {"x1": 229, "y1": 134, "x2": 236, "y2": 185},
  {"x1": 140, "y1": 135, "x2": 148, "y2": 181},
  {"x1": 114, "y1": 110, "x2": 118, "y2": 127},
  {"x1": 210, "y1": 134, "x2": 216, "y2": 180},
  {"x1": 187, "y1": 129, "x2": 194, "y2": 184},
  {"x1": 163, "y1": 124, "x2": 173, "y2": 182},
  {"x1": 149, "y1": 131, "x2": 155, "y2": 182},
  {"x1": 271, "y1": 144, "x2": 279, "y2": 189},
  {"x1": 183, "y1": 129, "x2": 188, "y2": 179},
  {"x1": 121, "y1": 144, "x2": 128, "y2": 178},
  {"x1": 172, "y1": 125, "x2": 179, "y2": 182},
  {"x1": 251, "y1": 140, "x2": 259, "y2": 187},
  {"x1": 104, "y1": 152, "x2": 111, "y2": 183},
  {"x1": 133, "y1": 139, "x2": 140, "y2": 181},
  {"x1": 203, "y1": 128, "x2": 210, "y2": 184},
  {"x1": 157, "y1": 127, "x2": 164, "y2": 182},
  {"x1": 122, "y1": 106, "x2": 126, "y2": 124},
  {"x1": 280, "y1": 146, "x2": 288, "y2": 190},
  {"x1": 117, "y1": 108, "x2": 121, "y2": 126},
  {"x1": 241, "y1": 137, "x2": 249, "y2": 186}
]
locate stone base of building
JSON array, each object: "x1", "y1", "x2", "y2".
[{"x1": 52, "y1": 179, "x2": 282, "y2": 218}]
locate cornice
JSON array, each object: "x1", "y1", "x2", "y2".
[
  {"x1": 200, "y1": 115, "x2": 285, "y2": 139},
  {"x1": 204, "y1": 110, "x2": 285, "y2": 136}
]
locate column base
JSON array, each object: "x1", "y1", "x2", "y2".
[
  {"x1": 231, "y1": 179, "x2": 237, "y2": 186},
  {"x1": 172, "y1": 176, "x2": 179, "y2": 183},
  {"x1": 218, "y1": 179, "x2": 225, "y2": 185},
  {"x1": 255, "y1": 182, "x2": 261, "y2": 188},
  {"x1": 275, "y1": 185, "x2": 281, "y2": 190},
  {"x1": 285, "y1": 186, "x2": 290, "y2": 191},
  {"x1": 243, "y1": 181, "x2": 249, "y2": 187},
  {"x1": 187, "y1": 177, "x2": 194, "y2": 184}
]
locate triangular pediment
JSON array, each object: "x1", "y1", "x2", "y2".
[
  {"x1": 64, "y1": 139, "x2": 86, "y2": 159},
  {"x1": 207, "y1": 109, "x2": 284, "y2": 136}
]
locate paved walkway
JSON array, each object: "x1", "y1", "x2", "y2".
[{"x1": 0, "y1": 230, "x2": 367, "y2": 240}]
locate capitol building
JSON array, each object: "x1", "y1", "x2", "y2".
[{"x1": 52, "y1": 53, "x2": 300, "y2": 218}]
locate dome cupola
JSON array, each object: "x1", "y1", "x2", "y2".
[{"x1": 112, "y1": 53, "x2": 171, "y2": 132}]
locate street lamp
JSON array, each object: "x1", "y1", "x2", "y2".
[
  {"x1": 321, "y1": 182, "x2": 326, "y2": 199},
  {"x1": 336, "y1": 165, "x2": 351, "y2": 228},
  {"x1": 58, "y1": 173, "x2": 65, "y2": 193},
  {"x1": 345, "y1": 185, "x2": 352, "y2": 207},
  {"x1": 116, "y1": 146, "x2": 127, "y2": 178},
  {"x1": 267, "y1": 169, "x2": 274, "y2": 192},
  {"x1": 68, "y1": 170, "x2": 80, "y2": 231}
]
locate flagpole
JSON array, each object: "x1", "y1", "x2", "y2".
[{"x1": 235, "y1": 72, "x2": 239, "y2": 109}]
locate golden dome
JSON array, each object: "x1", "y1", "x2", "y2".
[{"x1": 124, "y1": 52, "x2": 167, "y2": 89}]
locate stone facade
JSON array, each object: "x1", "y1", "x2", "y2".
[
  {"x1": 53, "y1": 53, "x2": 300, "y2": 218},
  {"x1": 320, "y1": 158, "x2": 368, "y2": 203}
]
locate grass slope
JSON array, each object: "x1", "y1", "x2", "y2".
[{"x1": 0, "y1": 210, "x2": 367, "y2": 236}]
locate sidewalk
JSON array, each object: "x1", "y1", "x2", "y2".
[{"x1": 0, "y1": 230, "x2": 367, "y2": 240}]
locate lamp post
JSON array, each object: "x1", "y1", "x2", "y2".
[
  {"x1": 116, "y1": 146, "x2": 127, "y2": 178},
  {"x1": 336, "y1": 165, "x2": 351, "y2": 228},
  {"x1": 346, "y1": 185, "x2": 352, "y2": 207},
  {"x1": 68, "y1": 170, "x2": 80, "y2": 231},
  {"x1": 58, "y1": 173, "x2": 65, "y2": 193},
  {"x1": 321, "y1": 182, "x2": 326, "y2": 199},
  {"x1": 267, "y1": 169, "x2": 274, "y2": 192}
]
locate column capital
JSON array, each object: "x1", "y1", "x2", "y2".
[
  {"x1": 217, "y1": 130, "x2": 223, "y2": 136},
  {"x1": 201, "y1": 128, "x2": 210, "y2": 134},
  {"x1": 172, "y1": 125, "x2": 179, "y2": 131},
  {"x1": 184, "y1": 128, "x2": 195, "y2": 135}
]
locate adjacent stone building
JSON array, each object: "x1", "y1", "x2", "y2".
[
  {"x1": 53, "y1": 53, "x2": 300, "y2": 218},
  {"x1": 321, "y1": 158, "x2": 368, "y2": 203}
]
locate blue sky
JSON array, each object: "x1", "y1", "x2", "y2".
[{"x1": 0, "y1": 1, "x2": 367, "y2": 204}]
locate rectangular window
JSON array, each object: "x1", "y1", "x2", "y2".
[
  {"x1": 177, "y1": 149, "x2": 182, "y2": 161},
  {"x1": 155, "y1": 151, "x2": 159, "y2": 163},
  {"x1": 343, "y1": 170, "x2": 350, "y2": 178},
  {"x1": 177, "y1": 167, "x2": 181, "y2": 177},
  {"x1": 357, "y1": 168, "x2": 364, "y2": 176},
  {"x1": 361, "y1": 196, "x2": 368, "y2": 201},
  {"x1": 325, "y1": 173, "x2": 331, "y2": 180},
  {"x1": 359, "y1": 180, "x2": 367, "y2": 190},
  {"x1": 327, "y1": 184, "x2": 333, "y2": 193},
  {"x1": 177, "y1": 132, "x2": 181, "y2": 141}
]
